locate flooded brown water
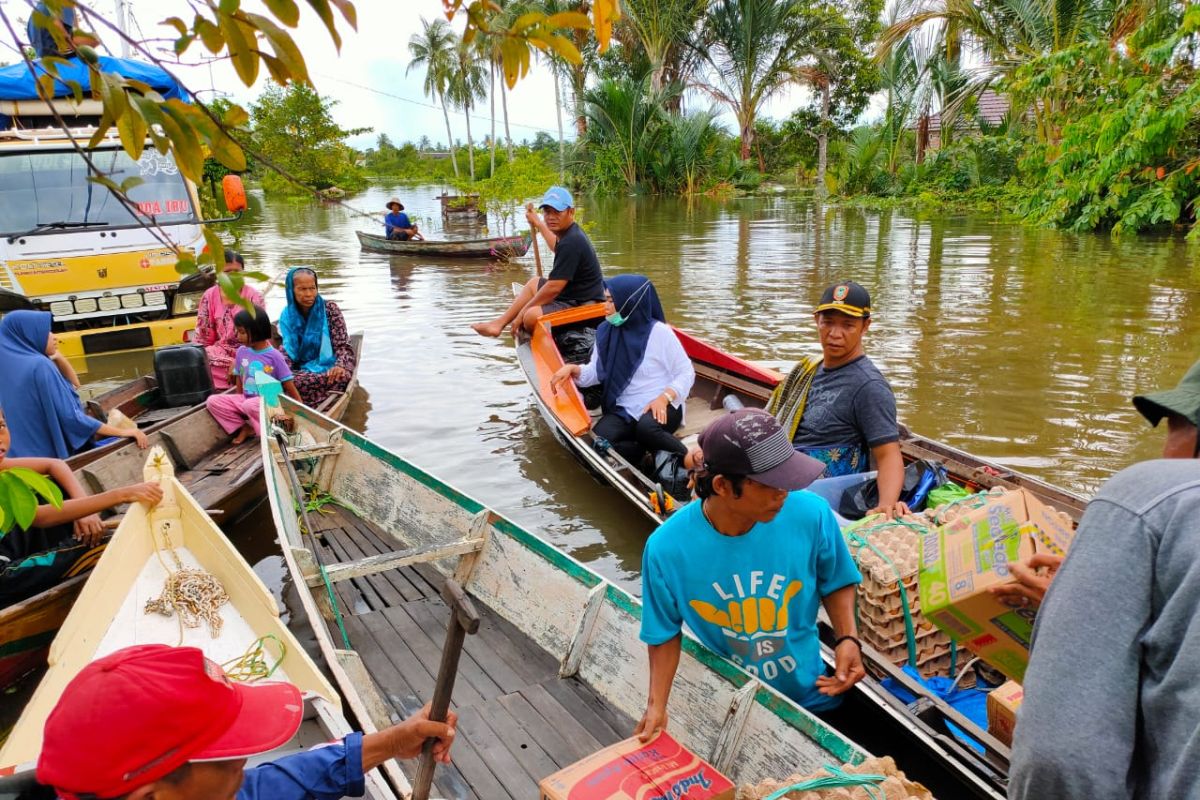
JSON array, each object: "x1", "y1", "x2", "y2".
[{"x1": 73, "y1": 184, "x2": 1200, "y2": 591}]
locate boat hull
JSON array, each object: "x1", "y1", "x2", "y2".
[{"x1": 356, "y1": 230, "x2": 530, "y2": 259}]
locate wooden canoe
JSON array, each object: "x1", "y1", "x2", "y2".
[
  {"x1": 0, "y1": 448, "x2": 395, "y2": 800},
  {"x1": 261, "y1": 396, "x2": 868, "y2": 799},
  {"x1": 514, "y1": 302, "x2": 1089, "y2": 800},
  {"x1": 0, "y1": 333, "x2": 362, "y2": 692},
  {"x1": 356, "y1": 230, "x2": 531, "y2": 259}
]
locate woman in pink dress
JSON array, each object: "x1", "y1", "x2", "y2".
[{"x1": 193, "y1": 250, "x2": 264, "y2": 389}]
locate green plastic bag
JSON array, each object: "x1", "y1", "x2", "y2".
[{"x1": 927, "y1": 482, "x2": 972, "y2": 509}]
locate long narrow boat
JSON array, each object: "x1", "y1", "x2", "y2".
[
  {"x1": 262, "y1": 397, "x2": 870, "y2": 799},
  {"x1": 356, "y1": 230, "x2": 531, "y2": 259},
  {"x1": 0, "y1": 333, "x2": 362, "y2": 693},
  {"x1": 0, "y1": 448, "x2": 395, "y2": 800},
  {"x1": 514, "y1": 301, "x2": 1089, "y2": 800}
]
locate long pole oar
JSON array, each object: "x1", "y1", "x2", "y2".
[
  {"x1": 527, "y1": 202, "x2": 544, "y2": 278},
  {"x1": 410, "y1": 578, "x2": 479, "y2": 800}
]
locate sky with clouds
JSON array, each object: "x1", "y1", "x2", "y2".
[{"x1": 2, "y1": 0, "x2": 831, "y2": 148}]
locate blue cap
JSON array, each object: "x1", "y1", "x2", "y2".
[{"x1": 538, "y1": 186, "x2": 574, "y2": 211}]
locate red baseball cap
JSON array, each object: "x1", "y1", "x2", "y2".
[{"x1": 37, "y1": 644, "x2": 303, "y2": 799}]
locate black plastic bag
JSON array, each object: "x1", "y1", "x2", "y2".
[
  {"x1": 652, "y1": 450, "x2": 692, "y2": 502},
  {"x1": 838, "y1": 459, "x2": 948, "y2": 521},
  {"x1": 555, "y1": 327, "x2": 602, "y2": 409}
]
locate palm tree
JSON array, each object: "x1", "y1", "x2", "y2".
[
  {"x1": 694, "y1": 0, "x2": 807, "y2": 161},
  {"x1": 622, "y1": 0, "x2": 707, "y2": 94},
  {"x1": 408, "y1": 18, "x2": 460, "y2": 178},
  {"x1": 480, "y1": 1, "x2": 521, "y2": 165},
  {"x1": 448, "y1": 43, "x2": 489, "y2": 181}
]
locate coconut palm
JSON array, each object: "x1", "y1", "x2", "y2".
[
  {"x1": 408, "y1": 18, "x2": 460, "y2": 178},
  {"x1": 622, "y1": 0, "x2": 708, "y2": 94},
  {"x1": 447, "y1": 43, "x2": 489, "y2": 181},
  {"x1": 694, "y1": 0, "x2": 807, "y2": 161}
]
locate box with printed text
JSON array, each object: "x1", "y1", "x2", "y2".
[
  {"x1": 538, "y1": 731, "x2": 735, "y2": 800},
  {"x1": 918, "y1": 488, "x2": 1075, "y2": 681}
]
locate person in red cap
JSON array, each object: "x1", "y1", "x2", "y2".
[
  {"x1": 635, "y1": 409, "x2": 864, "y2": 743},
  {"x1": 34, "y1": 644, "x2": 456, "y2": 800}
]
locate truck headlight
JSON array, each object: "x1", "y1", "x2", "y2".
[
  {"x1": 73, "y1": 298, "x2": 98, "y2": 314},
  {"x1": 50, "y1": 301, "x2": 73, "y2": 317},
  {"x1": 144, "y1": 291, "x2": 166, "y2": 307},
  {"x1": 121, "y1": 293, "x2": 145, "y2": 309},
  {"x1": 172, "y1": 290, "x2": 205, "y2": 315}
]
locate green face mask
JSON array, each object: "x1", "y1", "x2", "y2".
[{"x1": 606, "y1": 312, "x2": 625, "y2": 326}]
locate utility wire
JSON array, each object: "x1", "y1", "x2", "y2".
[{"x1": 315, "y1": 72, "x2": 565, "y2": 137}]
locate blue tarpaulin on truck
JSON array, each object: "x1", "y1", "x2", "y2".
[{"x1": 0, "y1": 55, "x2": 186, "y2": 102}]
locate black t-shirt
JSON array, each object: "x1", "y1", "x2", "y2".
[
  {"x1": 547, "y1": 223, "x2": 605, "y2": 305},
  {"x1": 792, "y1": 355, "x2": 899, "y2": 450}
]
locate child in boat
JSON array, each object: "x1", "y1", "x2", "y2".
[
  {"x1": 0, "y1": 406, "x2": 163, "y2": 608},
  {"x1": 204, "y1": 304, "x2": 302, "y2": 445}
]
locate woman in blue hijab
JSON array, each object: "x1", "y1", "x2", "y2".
[
  {"x1": 551, "y1": 275, "x2": 694, "y2": 465},
  {"x1": 278, "y1": 267, "x2": 357, "y2": 407},
  {"x1": 0, "y1": 311, "x2": 148, "y2": 458}
]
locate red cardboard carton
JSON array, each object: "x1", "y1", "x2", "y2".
[{"x1": 539, "y1": 731, "x2": 735, "y2": 800}]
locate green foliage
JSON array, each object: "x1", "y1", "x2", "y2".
[
  {"x1": 1012, "y1": 6, "x2": 1200, "y2": 237},
  {"x1": 469, "y1": 150, "x2": 560, "y2": 234},
  {"x1": 249, "y1": 82, "x2": 369, "y2": 194},
  {"x1": 0, "y1": 468, "x2": 63, "y2": 537}
]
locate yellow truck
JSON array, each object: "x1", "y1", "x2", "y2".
[{"x1": 0, "y1": 97, "x2": 244, "y2": 361}]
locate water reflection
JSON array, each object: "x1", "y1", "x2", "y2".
[{"x1": 72, "y1": 184, "x2": 1200, "y2": 585}]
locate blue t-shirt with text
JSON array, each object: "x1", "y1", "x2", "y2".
[{"x1": 640, "y1": 491, "x2": 861, "y2": 711}]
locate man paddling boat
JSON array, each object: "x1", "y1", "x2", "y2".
[
  {"x1": 471, "y1": 186, "x2": 605, "y2": 337},
  {"x1": 32, "y1": 644, "x2": 456, "y2": 800},
  {"x1": 768, "y1": 281, "x2": 908, "y2": 519},
  {"x1": 635, "y1": 410, "x2": 865, "y2": 743},
  {"x1": 1010, "y1": 358, "x2": 1200, "y2": 800}
]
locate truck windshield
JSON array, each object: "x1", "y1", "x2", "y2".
[{"x1": 0, "y1": 147, "x2": 197, "y2": 236}]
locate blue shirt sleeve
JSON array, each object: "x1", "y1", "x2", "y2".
[
  {"x1": 639, "y1": 536, "x2": 684, "y2": 645},
  {"x1": 813, "y1": 499, "x2": 861, "y2": 596},
  {"x1": 238, "y1": 733, "x2": 366, "y2": 800}
]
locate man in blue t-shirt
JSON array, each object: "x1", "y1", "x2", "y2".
[
  {"x1": 636, "y1": 409, "x2": 864, "y2": 742},
  {"x1": 384, "y1": 198, "x2": 422, "y2": 240}
]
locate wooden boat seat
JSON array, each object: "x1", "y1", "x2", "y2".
[{"x1": 304, "y1": 504, "x2": 635, "y2": 799}]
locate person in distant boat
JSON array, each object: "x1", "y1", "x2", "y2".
[
  {"x1": 0, "y1": 406, "x2": 163, "y2": 608},
  {"x1": 26, "y1": 1, "x2": 98, "y2": 58},
  {"x1": 279, "y1": 267, "x2": 357, "y2": 407},
  {"x1": 1009, "y1": 358, "x2": 1200, "y2": 800},
  {"x1": 194, "y1": 249, "x2": 265, "y2": 390},
  {"x1": 471, "y1": 186, "x2": 605, "y2": 337},
  {"x1": 205, "y1": 304, "x2": 302, "y2": 445},
  {"x1": 384, "y1": 198, "x2": 423, "y2": 241},
  {"x1": 767, "y1": 281, "x2": 907, "y2": 519},
  {"x1": 551, "y1": 275, "x2": 694, "y2": 467},
  {"x1": 0, "y1": 310, "x2": 148, "y2": 459},
  {"x1": 33, "y1": 644, "x2": 457, "y2": 800},
  {"x1": 635, "y1": 409, "x2": 864, "y2": 744}
]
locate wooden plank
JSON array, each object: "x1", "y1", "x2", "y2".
[
  {"x1": 321, "y1": 526, "x2": 405, "y2": 610},
  {"x1": 538, "y1": 678, "x2": 626, "y2": 746},
  {"x1": 319, "y1": 529, "x2": 390, "y2": 612},
  {"x1": 339, "y1": 519, "x2": 431, "y2": 602},
  {"x1": 559, "y1": 583, "x2": 606, "y2": 679},
  {"x1": 463, "y1": 597, "x2": 561, "y2": 687},
  {"x1": 334, "y1": 649, "x2": 395, "y2": 732},
  {"x1": 415, "y1": 600, "x2": 527, "y2": 696},
  {"x1": 498, "y1": 690, "x2": 597, "y2": 767},
  {"x1": 342, "y1": 613, "x2": 425, "y2": 714},
  {"x1": 291, "y1": 547, "x2": 334, "y2": 621},
  {"x1": 274, "y1": 441, "x2": 342, "y2": 462},
  {"x1": 481, "y1": 697, "x2": 561, "y2": 779},
  {"x1": 401, "y1": 599, "x2": 507, "y2": 703},
  {"x1": 453, "y1": 510, "x2": 494, "y2": 585},
  {"x1": 453, "y1": 705, "x2": 529, "y2": 799},
  {"x1": 379, "y1": 605, "x2": 490, "y2": 711},
  {"x1": 311, "y1": 539, "x2": 485, "y2": 587},
  {"x1": 516, "y1": 683, "x2": 605, "y2": 758},
  {"x1": 708, "y1": 678, "x2": 759, "y2": 775}
]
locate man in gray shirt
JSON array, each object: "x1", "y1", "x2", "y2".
[{"x1": 1009, "y1": 358, "x2": 1200, "y2": 800}]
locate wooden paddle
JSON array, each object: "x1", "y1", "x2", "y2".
[
  {"x1": 527, "y1": 202, "x2": 544, "y2": 278},
  {"x1": 411, "y1": 578, "x2": 479, "y2": 800}
]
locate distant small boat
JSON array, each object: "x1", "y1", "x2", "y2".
[
  {"x1": 436, "y1": 192, "x2": 486, "y2": 221},
  {"x1": 356, "y1": 230, "x2": 531, "y2": 259}
]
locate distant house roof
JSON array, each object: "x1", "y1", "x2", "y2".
[{"x1": 927, "y1": 89, "x2": 1010, "y2": 132}]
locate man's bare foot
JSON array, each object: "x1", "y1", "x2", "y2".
[
  {"x1": 471, "y1": 321, "x2": 504, "y2": 338},
  {"x1": 231, "y1": 424, "x2": 255, "y2": 445}
]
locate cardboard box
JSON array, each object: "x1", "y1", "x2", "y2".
[
  {"x1": 987, "y1": 680, "x2": 1024, "y2": 748},
  {"x1": 918, "y1": 489, "x2": 1075, "y2": 681},
  {"x1": 539, "y1": 732, "x2": 735, "y2": 800}
]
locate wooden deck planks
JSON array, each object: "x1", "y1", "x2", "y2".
[{"x1": 313, "y1": 511, "x2": 637, "y2": 799}]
